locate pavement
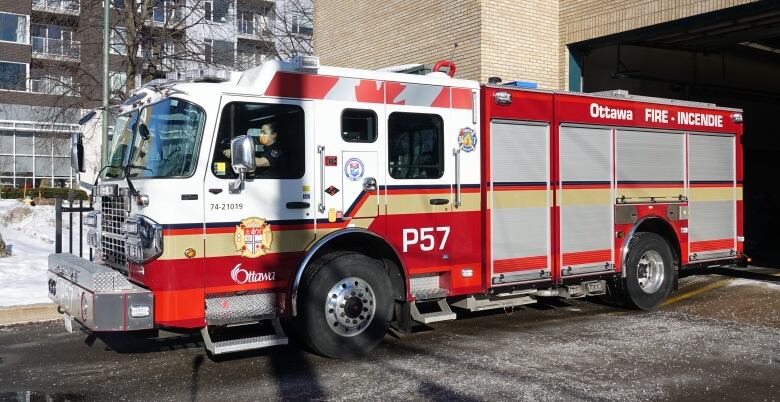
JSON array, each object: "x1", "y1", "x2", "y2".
[{"x1": 0, "y1": 266, "x2": 778, "y2": 401}]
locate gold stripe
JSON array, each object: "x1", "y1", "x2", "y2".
[
  {"x1": 385, "y1": 193, "x2": 480, "y2": 214},
  {"x1": 161, "y1": 234, "x2": 203, "y2": 260},
  {"x1": 689, "y1": 187, "x2": 738, "y2": 202},
  {"x1": 617, "y1": 187, "x2": 684, "y2": 199},
  {"x1": 559, "y1": 189, "x2": 611, "y2": 206},
  {"x1": 492, "y1": 190, "x2": 547, "y2": 209}
]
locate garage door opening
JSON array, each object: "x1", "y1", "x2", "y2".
[{"x1": 569, "y1": 2, "x2": 780, "y2": 267}]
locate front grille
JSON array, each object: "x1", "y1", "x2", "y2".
[{"x1": 100, "y1": 194, "x2": 128, "y2": 272}]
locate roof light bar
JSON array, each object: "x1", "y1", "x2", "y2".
[{"x1": 292, "y1": 55, "x2": 320, "y2": 71}]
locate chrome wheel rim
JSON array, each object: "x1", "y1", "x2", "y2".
[
  {"x1": 637, "y1": 250, "x2": 665, "y2": 294},
  {"x1": 325, "y1": 277, "x2": 376, "y2": 337}
]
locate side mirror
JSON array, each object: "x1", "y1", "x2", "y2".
[
  {"x1": 139, "y1": 123, "x2": 151, "y2": 140},
  {"x1": 70, "y1": 132, "x2": 85, "y2": 173},
  {"x1": 229, "y1": 135, "x2": 256, "y2": 193},
  {"x1": 78, "y1": 110, "x2": 97, "y2": 125}
]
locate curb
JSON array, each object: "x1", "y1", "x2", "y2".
[{"x1": 0, "y1": 303, "x2": 60, "y2": 326}]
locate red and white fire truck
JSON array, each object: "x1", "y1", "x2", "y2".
[{"x1": 48, "y1": 57, "x2": 744, "y2": 358}]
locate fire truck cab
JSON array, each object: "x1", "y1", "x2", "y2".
[{"x1": 48, "y1": 57, "x2": 744, "y2": 358}]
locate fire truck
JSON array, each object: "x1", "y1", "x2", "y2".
[{"x1": 48, "y1": 57, "x2": 744, "y2": 358}]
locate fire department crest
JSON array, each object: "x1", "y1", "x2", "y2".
[
  {"x1": 458, "y1": 127, "x2": 477, "y2": 152},
  {"x1": 234, "y1": 217, "x2": 273, "y2": 258}
]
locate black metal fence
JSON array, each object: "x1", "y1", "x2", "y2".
[{"x1": 54, "y1": 192, "x2": 93, "y2": 259}]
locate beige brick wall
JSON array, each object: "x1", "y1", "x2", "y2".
[
  {"x1": 480, "y1": 0, "x2": 559, "y2": 88},
  {"x1": 313, "y1": 0, "x2": 482, "y2": 80},
  {"x1": 314, "y1": 1, "x2": 757, "y2": 89}
]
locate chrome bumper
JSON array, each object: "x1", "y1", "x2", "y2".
[{"x1": 47, "y1": 253, "x2": 153, "y2": 332}]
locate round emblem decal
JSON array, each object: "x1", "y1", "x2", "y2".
[
  {"x1": 234, "y1": 217, "x2": 273, "y2": 258},
  {"x1": 458, "y1": 127, "x2": 477, "y2": 152},
  {"x1": 344, "y1": 157, "x2": 365, "y2": 181}
]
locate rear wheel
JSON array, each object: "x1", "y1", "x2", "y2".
[
  {"x1": 297, "y1": 251, "x2": 393, "y2": 358},
  {"x1": 617, "y1": 232, "x2": 675, "y2": 310}
]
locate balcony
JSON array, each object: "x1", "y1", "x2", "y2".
[
  {"x1": 31, "y1": 37, "x2": 80, "y2": 61},
  {"x1": 32, "y1": 0, "x2": 80, "y2": 15},
  {"x1": 236, "y1": 15, "x2": 271, "y2": 39}
]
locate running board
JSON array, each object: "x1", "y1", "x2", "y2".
[
  {"x1": 201, "y1": 318, "x2": 288, "y2": 355},
  {"x1": 451, "y1": 292, "x2": 536, "y2": 312},
  {"x1": 410, "y1": 299, "x2": 456, "y2": 324}
]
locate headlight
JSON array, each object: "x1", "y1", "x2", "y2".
[
  {"x1": 87, "y1": 230, "x2": 100, "y2": 248},
  {"x1": 123, "y1": 218, "x2": 139, "y2": 236},
  {"x1": 125, "y1": 215, "x2": 163, "y2": 263}
]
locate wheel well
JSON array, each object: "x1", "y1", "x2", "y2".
[
  {"x1": 634, "y1": 217, "x2": 681, "y2": 270},
  {"x1": 301, "y1": 231, "x2": 407, "y2": 303}
]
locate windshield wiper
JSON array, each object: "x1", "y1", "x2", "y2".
[{"x1": 93, "y1": 164, "x2": 124, "y2": 188}]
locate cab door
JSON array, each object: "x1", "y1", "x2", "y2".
[{"x1": 202, "y1": 96, "x2": 315, "y2": 294}]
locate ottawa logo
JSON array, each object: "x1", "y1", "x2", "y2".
[
  {"x1": 344, "y1": 157, "x2": 365, "y2": 181},
  {"x1": 230, "y1": 264, "x2": 276, "y2": 284},
  {"x1": 234, "y1": 217, "x2": 273, "y2": 258}
]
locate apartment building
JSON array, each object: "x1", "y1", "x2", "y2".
[{"x1": 0, "y1": 0, "x2": 311, "y2": 187}]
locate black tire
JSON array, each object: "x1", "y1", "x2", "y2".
[
  {"x1": 296, "y1": 251, "x2": 393, "y2": 358},
  {"x1": 617, "y1": 232, "x2": 675, "y2": 310}
]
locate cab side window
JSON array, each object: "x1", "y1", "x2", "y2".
[
  {"x1": 388, "y1": 112, "x2": 444, "y2": 179},
  {"x1": 342, "y1": 109, "x2": 377, "y2": 143},
  {"x1": 212, "y1": 102, "x2": 305, "y2": 179}
]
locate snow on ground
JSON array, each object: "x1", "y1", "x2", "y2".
[
  {"x1": 727, "y1": 277, "x2": 780, "y2": 290},
  {"x1": 0, "y1": 199, "x2": 84, "y2": 307}
]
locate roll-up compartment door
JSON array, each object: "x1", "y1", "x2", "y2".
[
  {"x1": 616, "y1": 129, "x2": 685, "y2": 201},
  {"x1": 559, "y1": 126, "x2": 614, "y2": 277},
  {"x1": 490, "y1": 120, "x2": 551, "y2": 285},
  {"x1": 688, "y1": 133, "x2": 736, "y2": 261}
]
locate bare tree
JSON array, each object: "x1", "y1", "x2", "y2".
[{"x1": 267, "y1": 0, "x2": 312, "y2": 59}]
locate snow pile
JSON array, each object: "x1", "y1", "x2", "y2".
[{"x1": 0, "y1": 199, "x2": 83, "y2": 307}]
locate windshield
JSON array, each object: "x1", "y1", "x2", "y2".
[{"x1": 102, "y1": 98, "x2": 205, "y2": 179}]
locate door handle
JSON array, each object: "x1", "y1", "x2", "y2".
[
  {"x1": 286, "y1": 202, "x2": 310, "y2": 209},
  {"x1": 429, "y1": 198, "x2": 450, "y2": 205},
  {"x1": 363, "y1": 177, "x2": 377, "y2": 192},
  {"x1": 453, "y1": 148, "x2": 462, "y2": 208}
]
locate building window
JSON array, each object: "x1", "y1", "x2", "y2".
[
  {"x1": 0, "y1": 62, "x2": 27, "y2": 91},
  {"x1": 205, "y1": 0, "x2": 231, "y2": 24},
  {"x1": 204, "y1": 39, "x2": 234, "y2": 67},
  {"x1": 110, "y1": 71, "x2": 127, "y2": 95},
  {"x1": 0, "y1": 130, "x2": 73, "y2": 188},
  {"x1": 342, "y1": 109, "x2": 377, "y2": 143},
  {"x1": 212, "y1": 102, "x2": 305, "y2": 180},
  {"x1": 110, "y1": 27, "x2": 127, "y2": 55},
  {"x1": 290, "y1": 12, "x2": 312, "y2": 36},
  {"x1": 0, "y1": 13, "x2": 28, "y2": 44},
  {"x1": 30, "y1": 70, "x2": 76, "y2": 96},
  {"x1": 388, "y1": 112, "x2": 444, "y2": 179}
]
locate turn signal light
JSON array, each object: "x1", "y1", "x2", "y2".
[{"x1": 184, "y1": 248, "x2": 196, "y2": 258}]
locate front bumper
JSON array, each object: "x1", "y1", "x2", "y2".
[{"x1": 47, "y1": 253, "x2": 154, "y2": 332}]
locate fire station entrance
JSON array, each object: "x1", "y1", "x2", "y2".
[{"x1": 568, "y1": 1, "x2": 780, "y2": 266}]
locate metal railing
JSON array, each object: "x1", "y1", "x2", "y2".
[
  {"x1": 32, "y1": 0, "x2": 80, "y2": 14},
  {"x1": 54, "y1": 193, "x2": 93, "y2": 259},
  {"x1": 236, "y1": 17, "x2": 270, "y2": 37},
  {"x1": 30, "y1": 77, "x2": 75, "y2": 96},
  {"x1": 31, "y1": 37, "x2": 81, "y2": 60}
]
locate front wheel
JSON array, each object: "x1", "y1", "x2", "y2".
[
  {"x1": 617, "y1": 232, "x2": 675, "y2": 310},
  {"x1": 296, "y1": 251, "x2": 393, "y2": 358}
]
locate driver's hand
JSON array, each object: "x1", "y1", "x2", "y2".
[{"x1": 223, "y1": 149, "x2": 231, "y2": 158}]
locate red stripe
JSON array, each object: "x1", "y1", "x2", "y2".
[
  {"x1": 560, "y1": 183, "x2": 610, "y2": 190},
  {"x1": 492, "y1": 185, "x2": 547, "y2": 191},
  {"x1": 691, "y1": 238, "x2": 733, "y2": 252},
  {"x1": 617, "y1": 183, "x2": 684, "y2": 188},
  {"x1": 451, "y1": 88, "x2": 473, "y2": 109},
  {"x1": 493, "y1": 256, "x2": 547, "y2": 273},
  {"x1": 265, "y1": 72, "x2": 339, "y2": 100},
  {"x1": 562, "y1": 249, "x2": 611, "y2": 266}
]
